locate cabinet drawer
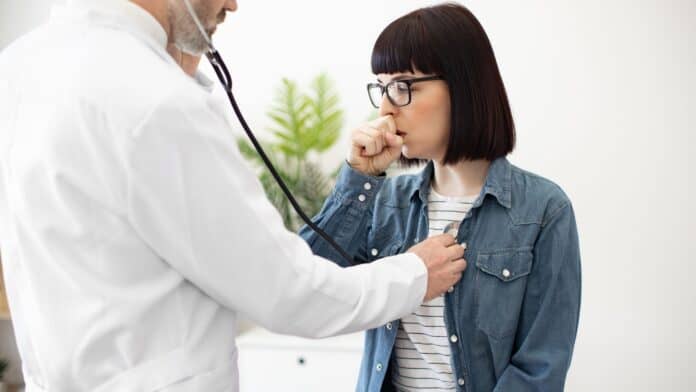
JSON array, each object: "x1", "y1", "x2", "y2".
[
  {"x1": 239, "y1": 347, "x2": 362, "y2": 391},
  {"x1": 237, "y1": 329, "x2": 364, "y2": 392}
]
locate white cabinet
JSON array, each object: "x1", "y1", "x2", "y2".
[{"x1": 237, "y1": 327, "x2": 364, "y2": 391}]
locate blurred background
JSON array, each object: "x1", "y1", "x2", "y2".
[{"x1": 0, "y1": 0, "x2": 694, "y2": 390}]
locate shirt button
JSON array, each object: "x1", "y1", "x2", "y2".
[
  {"x1": 376, "y1": 363, "x2": 383, "y2": 372},
  {"x1": 371, "y1": 248, "x2": 379, "y2": 256},
  {"x1": 364, "y1": 182, "x2": 372, "y2": 190},
  {"x1": 502, "y1": 268, "x2": 511, "y2": 278},
  {"x1": 358, "y1": 194, "x2": 366, "y2": 202},
  {"x1": 386, "y1": 322, "x2": 393, "y2": 330},
  {"x1": 447, "y1": 286, "x2": 454, "y2": 293},
  {"x1": 450, "y1": 334, "x2": 458, "y2": 343},
  {"x1": 458, "y1": 377, "x2": 465, "y2": 386}
]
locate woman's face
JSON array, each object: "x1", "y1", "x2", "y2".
[{"x1": 376, "y1": 71, "x2": 451, "y2": 162}]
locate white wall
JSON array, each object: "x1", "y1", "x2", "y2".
[
  {"x1": 212, "y1": 2, "x2": 696, "y2": 390},
  {"x1": 1, "y1": 0, "x2": 694, "y2": 390},
  {"x1": 0, "y1": 0, "x2": 54, "y2": 49}
]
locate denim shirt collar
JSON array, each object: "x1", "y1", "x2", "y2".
[{"x1": 412, "y1": 157, "x2": 512, "y2": 209}]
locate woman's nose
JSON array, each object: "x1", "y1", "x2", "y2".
[{"x1": 378, "y1": 94, "x2": 399, "y2": 117}]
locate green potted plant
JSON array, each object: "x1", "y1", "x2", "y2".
[{"x1": 237, "y1": 73, "x2": 344, "y2": 231}]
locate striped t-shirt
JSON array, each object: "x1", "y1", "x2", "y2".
[{"x1": 391, "y1": 187, "x2": 477, "y2": 391}]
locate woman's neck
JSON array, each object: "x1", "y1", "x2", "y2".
[{"x1": 432, "y1": 159, "x2": 491, "y2": 198}]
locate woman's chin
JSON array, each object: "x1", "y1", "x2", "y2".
[
  {"x1": 401, "y1": 147, "x2": 425, "y2": 161},
  {"x1": 401, "y1": 146, "x2": 414, "y2": 159}
]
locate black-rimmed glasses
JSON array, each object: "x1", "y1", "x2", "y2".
[{"x1": 367, "y1": 75, "x2": 443, "y2": 108}]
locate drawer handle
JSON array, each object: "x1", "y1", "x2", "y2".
[{"x1": 297, "y1": 356, "x2": 306, "y2": 366}]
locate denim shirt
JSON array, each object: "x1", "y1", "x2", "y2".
[{"x1": 300, "y1": 158, "x2": 581, "y2": 391}]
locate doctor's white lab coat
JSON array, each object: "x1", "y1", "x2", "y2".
[{"x1": 0, "y1": 1, "x2": 427, "y2": 390}]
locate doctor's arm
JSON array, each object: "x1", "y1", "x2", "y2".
[{"x1": 125, "y1": 91, "x2": 460, "y2": 338}]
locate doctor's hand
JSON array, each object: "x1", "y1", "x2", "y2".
[
  {"x1": 408, "y1": 234, "x2": 467, "y2": 301},
  {"x1": 347, "y1": 115, "x2": 403, "y2": 176}
]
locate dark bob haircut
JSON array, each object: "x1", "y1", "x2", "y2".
[{"x1": 371, "y1": 3, "x2": 515, "y2": 165}]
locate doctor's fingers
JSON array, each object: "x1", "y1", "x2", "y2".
[
  {"x1": 448, "y1": 258, "x2": 468, "y2": 275},
  {"x1": 428, "y1": 233, "x2": 457, "y2": 247},
  {"x1": 444, "y1": 243, "x2": 466, "y2": 261}
]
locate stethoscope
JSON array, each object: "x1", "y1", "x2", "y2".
[{"x1": 181, "y1": 0, "x2": 358, "y2": 265}]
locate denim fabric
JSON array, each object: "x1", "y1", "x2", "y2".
[{"x1": 300, "y1": 158, "x2": 581, "y2": 391}]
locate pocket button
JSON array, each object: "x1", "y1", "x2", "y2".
[{"x1": 501, "y1": 268, "x2": 511, "y2": 279}]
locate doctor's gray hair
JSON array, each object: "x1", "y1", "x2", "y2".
[{"x1": 167, "y1": 0, "x2": 209, "y2": 55}]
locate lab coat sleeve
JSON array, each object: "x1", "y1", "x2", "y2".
[{"x1": 125, "y1": 88, "x2": 427, "y2": 338}]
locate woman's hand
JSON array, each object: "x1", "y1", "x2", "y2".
[{"x1": 347, "y1": 115, "x2": 404, "y2": 176}]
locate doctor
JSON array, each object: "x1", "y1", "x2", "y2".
[{"x1": 0, "y1": 0, "x2": 468, "y2": 391}]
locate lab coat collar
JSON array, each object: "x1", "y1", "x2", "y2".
[
  {"x1": 52, "y1": 0, "x2": 215, "y2": 92},
  {"x1": 52, "y1": 0, "x2": 169, "y2": 51}
]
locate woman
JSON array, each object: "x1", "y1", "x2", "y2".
[{"x1": 300, "y1": 3, "x2": 581, "y2": 391}]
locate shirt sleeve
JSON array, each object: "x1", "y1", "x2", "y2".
[
  {"x1": 299, "y1": 162, "x2": 386, "y2": 266},
  {"x1": 124, "y1": 88, "x2": 427, "y2": 338}
]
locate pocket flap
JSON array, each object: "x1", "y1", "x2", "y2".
[{"x1": 476, "y1": 249, "x2": 533, "y2": 282}]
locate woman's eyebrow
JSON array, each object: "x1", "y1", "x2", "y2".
[{"x1": 376, "y1": 74, "x2": 410, "y2": 84}]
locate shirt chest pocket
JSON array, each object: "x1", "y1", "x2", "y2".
[{"x1": 474, "y1": 249, "x2": 533, "y2": 339}]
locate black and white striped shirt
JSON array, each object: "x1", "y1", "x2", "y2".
[{"x1": 391, "y1": 187, "x2": 476, "y2": 391}]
